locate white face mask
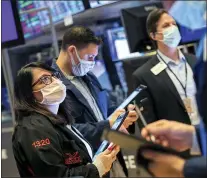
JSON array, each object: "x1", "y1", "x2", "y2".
[
  {"x1": 157, "y1": 25, "x2": 181, "y2": 48},
  {"x1": 71, "y1": 48, "x2": 95, "y2": 76},
  {"x1": 34, "y1": 79, "x2": 66, "y2": 105}
]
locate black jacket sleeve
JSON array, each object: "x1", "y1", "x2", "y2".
[
  {"x1": 184, "y1": 157, "x2": 207, "y2": 177},
  {"x1": 18, "y1": 120, "x2": 99, "y2": 178},
  {"x1": 74, "y1": 120, "x2": 110, "y2": 150},
  {"x1": 132, "y1": 73, "x2": 158, "y2": 127}
]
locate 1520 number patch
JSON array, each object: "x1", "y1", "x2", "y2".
[{"x1": 32, "y1": 138, "x2": 50, "y2": 148}]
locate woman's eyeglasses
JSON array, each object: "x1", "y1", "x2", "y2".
[{"x1": 32, "y1": 72, "x2": 61, "y2": 87}]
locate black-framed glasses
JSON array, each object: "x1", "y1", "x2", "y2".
[{"x1": 32, "y1": 72, "x2": 61, "y2": 87}]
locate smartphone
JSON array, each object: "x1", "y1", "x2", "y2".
[
  {"x1": 108, "y1": 85, "x2": 147, "y2": 119},
  {"x1": 93, "y1": 111, "x2": 129, "y2": 160}
]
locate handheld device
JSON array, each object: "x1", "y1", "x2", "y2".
[
  {"x1": 93, "y1": 111, "x2": 129, "y2": 160},
  {"x1": 108, "y1": 85, "x2": 147, "y2": 119},
  {"x1": 101, "y1": 129, "x2": 189, "y2": 171}
]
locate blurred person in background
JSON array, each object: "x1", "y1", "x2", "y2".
[
  {"x1": 53, "y1": 26, "x2": 139, "y2": 177},
  {"x1": 140, "y1": 1, "x2": 207, "y2": 177},
  {"x1": 12, "y1": 62, "x2": 120, "y2": 177}
]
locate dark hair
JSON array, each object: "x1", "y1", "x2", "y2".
[
  {"x1": 14, "y1": 62, "x2": 74, "y2": 125},
  {"x1": 146, "y1": 8, "x2": 168, "y2": 36},
  {"x1": 61, "y1": 26, "x2": 102, "y2": 51},
  {"x1": 146, "y1": 8, "x2": 168, "y2": 47}
]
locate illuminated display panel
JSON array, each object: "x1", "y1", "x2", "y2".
[
  {"x1": 89, "y1": 0, "x2": 118, "y2": 8},
  {"x1": 18, "y1": 1, "x2": 85, "y2": 39}
]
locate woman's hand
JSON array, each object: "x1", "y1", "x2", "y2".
[{"x1": 93, "y1": 146, "x2": 120, "y2": 177}]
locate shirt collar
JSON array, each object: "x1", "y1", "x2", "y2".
[
  {"x1": 62, "y1": 71, "x2": 75, "y2": 80},
  {"x1": 157, "y1": 49, "x2": 186, "y2": 65}
]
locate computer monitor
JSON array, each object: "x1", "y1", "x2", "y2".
[
  {"x1": 106, "y1": 27, "x2": 130, "y2": 61},
  {"x1": 89, "y1": 0, "x2": 118, "y2": 8},
  {"x1": 18, "y1": 1, "x2": 85, "y2": 39},
  {"x1": 2, "y1": 0, "x2": 25, "y2": 48},
  {"x1": 106, "y1": 27, "x2": 132, "y2": 93},
  {"x1": 121, "y1": 2, "x2": 163, "y2": 53}
]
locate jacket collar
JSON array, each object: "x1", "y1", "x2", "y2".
[
  {"x1": 157, "y1": 49, "x2": 186, "y2": 65},
  {"x1": 150, "y1": 56, "x2": 186, "y2": 110}
]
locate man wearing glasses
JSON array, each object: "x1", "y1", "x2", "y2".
[{"x1": 52, "y1": 26, "x2": 138, "y2": 177}]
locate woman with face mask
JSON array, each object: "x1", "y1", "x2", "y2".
[{"x1": 12, "y1": 62, "x2": 120, "y2": 178}]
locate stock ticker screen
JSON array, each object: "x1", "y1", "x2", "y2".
[{"x1": 18, "y1": 1, "x2": 85, "y2": 39}]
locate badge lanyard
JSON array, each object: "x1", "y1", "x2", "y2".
[{"x1": 157, "y1": 53, "x2": 188, "y2": 98}]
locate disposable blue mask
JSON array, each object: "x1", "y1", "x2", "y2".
[
  {"x1": 71, "y1": 48, "x2": 95, "y2": 76},
  {"x1": 157, "y1": 25, "x2": 181, "y2": 48}
]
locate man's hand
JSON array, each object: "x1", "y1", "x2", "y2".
[
  {"x1": 142, "y1": 150, "x2": 185, "y2": 177},
  {"x1": 109, "y1": 104, "x2": 138, "y2": 128},
  {"x1": 109, "y1": 109, "x2": 125, "y2": 127},
  {"x1": 141, "y1": 120, "x2": 195, "y2": 151},
  {"x1": 123, "y1": 104, "x2": 138, "y2": 128}
]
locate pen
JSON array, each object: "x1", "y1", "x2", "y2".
[{"x1": 133, "y1": 101, "x2": 156, "y2": 142}]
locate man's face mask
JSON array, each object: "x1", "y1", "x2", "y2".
[
  {"x1": 169, "y1": 1, "x2": 206, "y2": 30},
  {"x1": 70, "y1": 47, "x2": 95, "y2": 76},
  {"x1": 156, "y1": 25, "x2": 181, "y2": 48}
]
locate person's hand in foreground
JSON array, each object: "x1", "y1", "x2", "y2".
[
  {"x1": 141, "y1": 150, "x2": 185, "y2": 177},
  {"x1": 141, "y1": 119, "x2": 195, "y2": 151}
]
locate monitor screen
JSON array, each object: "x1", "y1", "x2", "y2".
[
  {"x1": 89, "y1": 0, "x2": 118, "y2": 8},
  {"x1": 106, "y1": 27, "x2": 130, "y2": 60},
  {"x1": 114, "y1": 38, "x2": 130, "y2": 60},
  {"x1": 2, "y1": 0, "x2": 25, "y2": 48},
  {"x1": 18, "y1": 1, "x2": 85, "y2": 39},
  {"x1": 106, "y1": 27, "x2": 131, "y2": 93}
]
